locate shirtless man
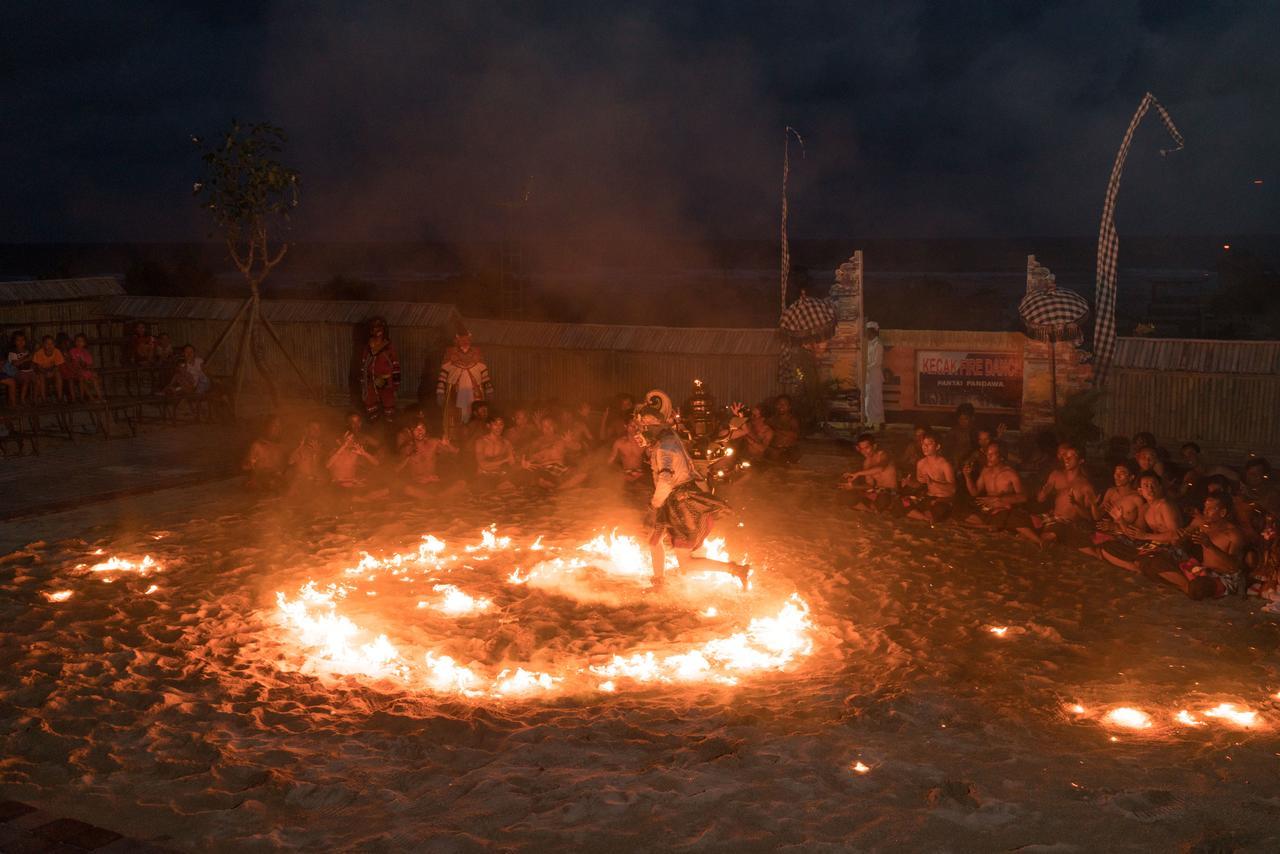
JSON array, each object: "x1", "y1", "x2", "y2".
[
  {"x1": 243, "y1": 417, "x2": 286, "y2": 491},
  {"x1": 961, "y1": 442, "x2": 1039, "y2": 543},
  {"x1": 398, "y1": 422, "x2": 459, "y2": 498},
  {"x1": 607, "y1": 421, "x2": 647, "y2": 484},
  {"x1": 1139, "y1": 494, "x2": 1246, "y2": 599},
  {"x1": 840, "y1": 433, "x2": 897, "y2": 513},
  {"x1": 328, "y1": 414, "x2": 381, "y2": 489},
  {"x1": 288, "y1": 420, "x2": 326, "y2": 490},
  {"x1": 473, "y1": 416, "x2": 517, "y2": 493},
  {"x1": 903, "y1": 432, "x2": 956, "y2": 523},
  {"x1": 522, "y1": 416, "x2": 579, "y2": 488},
  {"x1": 766, "y1": 395, "x2": 801, "y2": 463},
  {"x1": 1097, "y1": 462, "x2": 1145, "y2": 526},
  {"x1": 1099, "y1": 472, "x2": 1182, "y2": 571},
  {"x1": 1035, "y1": 444, "x2": 1098, "y2": 547}
]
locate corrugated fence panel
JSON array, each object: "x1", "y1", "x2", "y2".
[
  {"x1": 1099, "y1": 369, "x2": 1280, "y2": 456},
  {"x1": 0, "y1": 299, "x2": 109, "y2": 333}
]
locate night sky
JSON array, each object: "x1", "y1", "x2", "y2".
[{"x1": 3, "y1": 1, "x2": 1277, "y2": 243}]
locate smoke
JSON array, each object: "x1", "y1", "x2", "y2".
[{"x1": 2, "y1": 1, "x2": 1278, "y2": 245}]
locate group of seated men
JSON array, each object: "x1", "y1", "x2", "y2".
[
  {"x1": 841, "y1": 412, "x2": 1280, "y2": 604},
  {"x1": 241, "y1": 391, "x2": 806, "y2": 501}
]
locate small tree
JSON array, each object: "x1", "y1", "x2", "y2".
[{"x1": 193, "y1": 120, "x2": 310, "y2": 408}]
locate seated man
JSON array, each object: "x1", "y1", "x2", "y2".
[
  {"x1": 1034, "y1": 444, "x2": 1099, "y2": 548},
  {"x1": 1087, "y1": 462, "x2": 1147, "y2": 556},
  {"x1": 473, "y1": 415, "x2": 517, "y2": 492},
  {"x1": 901, "y1": 431, "x2": 956, "y2": 524},
  {"x1": 243, "y1": 416, "x2": 286, "y2": 491},
  {"x1": 327, "y1": 413, "x2": 381, "y2": 489},
  {"x1": 1139, "y1": 494, "x2": 1246, "y2": 599},
  {"x1": 607, "y1": 421, "x2": 649, "y2": 486},
  {"x1": 960, "y1": 441, "x2": 1039, "y2": 543},
  {"x1": 521, "y1": 415, "x2": 579, "y2": 487},
  {"x1": 840, "y1": 432, "x2": 898, "y2": 513},
  {"x1": 765, "y1": 395, "x2": 801, "y2": 463},
  {"x1": 1099, "y1": 471, "x2": 1183, "y2": 571},
  {"x1": 397, "y1": 421, "x2": 459, "y2": 498},
  {"x1": 1234, "y1": 458, "x2": 1279, "y2": 547},
  {"x1": 288, "y1": 420, "x2": 326, "y2": 489}
]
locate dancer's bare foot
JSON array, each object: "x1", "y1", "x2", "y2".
[{"x1": 732, "y1": 563, "x2": 750, "y2": 590}]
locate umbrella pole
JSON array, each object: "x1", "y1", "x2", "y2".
[{"x1": 1049, "y1": 332, "x2": 1059, "y2": 429}]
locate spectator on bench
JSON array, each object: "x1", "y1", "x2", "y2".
[{"x1": 31, "y1": 335, "x2": 66, "y2": 402}]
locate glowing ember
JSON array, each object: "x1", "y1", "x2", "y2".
[
  {"x1": 1105, "y1": 707, "x2": 1153, "y2": 729},
  {"x1": 851, "y1": 761, "x2": 871, "y2": 774},
  {"x1": 988, "y1": 626, "x2": 1008, "y2": 637},
  {"x1": 1068, "y1": 703, "x2": 1086, "y2": 715},
  {"x1": 144, "y1": 584, "x2": 160, "y2": 595},
  {"x1": 42, "y1": 590, "x2": 73, "y2": 603},
  {"x1": 1202, "y1": 703, "x2": 1260, "y2": 729}
]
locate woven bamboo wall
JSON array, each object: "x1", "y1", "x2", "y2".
[{"x1": 117, "y1": 315, "x2": 779, "y2": 409}]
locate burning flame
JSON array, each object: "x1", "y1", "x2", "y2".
[
  {"x1": 43, "y1": 590, "x2": 73, "y2": 603},
  {"x1": 274, "y1": 528, "x2": 815, "y2": 698},
  {"x1": 1201, "y1": 703, "x2": 1260, "y2": 729},
  {"x1": 1105, "y1": 707, "x2": 1153, "y2": 729},
  {"x1": 431, "y1": 584, "x2": 491, "y2": 615},
  {"x1": 851, "y1": 761, "x2": 871, "y2": 774},
  {"x1": 988, "y1": 626, "x2": 1009, "y2": 637},
  {"x1": 85, "y1": 555, "x2": 160, "y2": 581}
]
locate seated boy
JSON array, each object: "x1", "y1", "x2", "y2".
[
  {"x1": 397, "y1": 421, "x2": 460, "y2": 498},
  {"x1": 31, "y1": 335, "x2": 66, "y2": 402}
]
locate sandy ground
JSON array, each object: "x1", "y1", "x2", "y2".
[{"x1": 2, "y1": 471, "x2": 1280, "y2": 853}]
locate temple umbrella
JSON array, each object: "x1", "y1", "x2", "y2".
[
  {"x1": 777, "y1": 293, "x2": 838, "y2": 388},
  {"x1": 779, "y1": 293, "x2": 838, "y2": 342},
  {"x1": 1019, "y1": 286, "x2": 1090, "y2": 425}
]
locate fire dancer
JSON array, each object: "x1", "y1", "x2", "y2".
[
  {"x1": 359, "y1": 317, "x2": 400, "y2": 422},
  {"x1": 635, "y1": 400, "x2": 748, "y2": 590},
  {"x1": 436, "y1": 329, "x2": 494, "y2": 441}
]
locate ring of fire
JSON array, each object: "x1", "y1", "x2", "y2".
[{"x1": 273, "y1": 527, "x2": 817, "y2": 698}]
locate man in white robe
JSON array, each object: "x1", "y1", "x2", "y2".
[{"x1": 863, "y1": 320, "x2": 884, "y2": 429}]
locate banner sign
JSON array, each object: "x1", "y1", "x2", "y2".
[{"x1": 915, "y1": 350, "x2": 1022, "y2": 412}]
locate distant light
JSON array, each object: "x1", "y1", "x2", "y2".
[
  {"x1": 1253, "y1": 179, "x2": 1264, "y2": 186},
  {"x1": 1222, "y1": 244, "x2": 1231, "y2": 250}
]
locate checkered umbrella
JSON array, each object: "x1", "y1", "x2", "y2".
[
  {"x1": 778, "y1": 294, "x2": 837, "y2": 341},
  {"x1": 1019, "y1": 288, "x2": 1090, "y2": 343}
]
